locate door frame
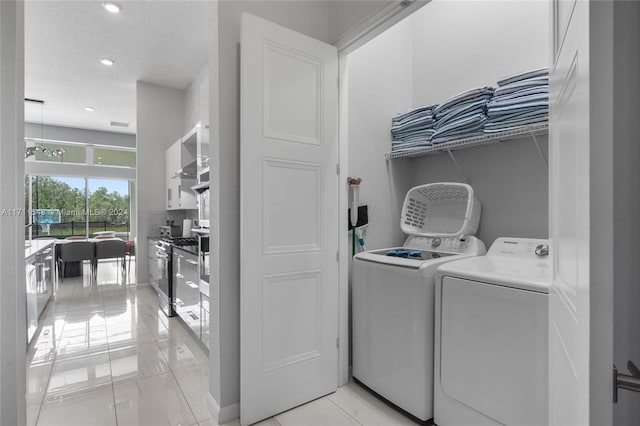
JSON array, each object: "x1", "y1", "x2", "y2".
[
  {"x1": 0, "y1": 1, "x2": 26, "y2": 425},
  {"x1": 336, "y1": 0, "x2": 430, "y2": 385}
]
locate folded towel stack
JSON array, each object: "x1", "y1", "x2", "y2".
[
  {"x1": 390, "y1": 105, "x2": 438, "y2": 152},
  {"x1": 484, "y1": 68, "x2": 549, "y2": 133},
  {"x1": 431, "y1": 86, "x2": 494, "y2": 144}
]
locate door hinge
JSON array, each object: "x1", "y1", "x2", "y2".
[
  {"x1": 336, "y1": 337, "x2": 340, "y2": 349},
  {"x1": 336, "y1": 250, "x2": 339, "y2": 261},
  {"x1": 336, "y1": 163, "x2": 340, "y2": 175}
]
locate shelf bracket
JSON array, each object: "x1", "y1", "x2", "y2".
[
  {"x1": 446, "y1": 149, "x2": 469, "y2": 184},
  {"x1": 531, "y1": 132, "x2": 548, "y2": 168}
]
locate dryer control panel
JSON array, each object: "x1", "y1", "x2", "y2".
[{"x1": 487, "y1": 237, "x2": 550, "y2": 259}]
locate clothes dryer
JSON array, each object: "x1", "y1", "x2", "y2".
[
  {"x1": 352, "y1": 183, "x2": 486, "y2": 422},
  {"x1": 434, "y1": 237, "x2": 551, "y2": 426}
]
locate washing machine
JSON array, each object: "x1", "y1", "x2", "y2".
[
  {"x1": 352, "y1": 183, "x2": 486, "y2": 422},
  {"x1": 434, "y1": 237, "x2": 551, "y2": 426}
]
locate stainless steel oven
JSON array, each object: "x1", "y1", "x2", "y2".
[
  {"x1": 155, "y1": 240, "x2": 175, "y2": 317},
  {"x1": 198, "y1": 234, "x2": 209, "y2": 286}
]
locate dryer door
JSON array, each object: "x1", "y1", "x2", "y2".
[{"x1": 440, "y1": 277, "x2": 548, "y2": 426}]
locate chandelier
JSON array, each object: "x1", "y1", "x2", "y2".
[
  {"x1": 25, "y1": 141, "x2": 66, "y2": 159},
  {"x1": 24, "y1": 98, "x2": 65, "y2": 159}
]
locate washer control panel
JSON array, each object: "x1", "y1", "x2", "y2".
[{"x1": 404, "y1": 235, "x2": 472, "y2": 254}]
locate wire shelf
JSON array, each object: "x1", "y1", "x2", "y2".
[{"x1": 385, "y1": 122, "x2": 549, "y2": 160}]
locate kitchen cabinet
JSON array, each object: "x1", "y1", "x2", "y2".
[
  {"x1": 35, "y1": 246, "x2": 54, "y2": 318},
  {"x1": 183, "y1": 122, "x2": 209, "y2": 183},
  {"x1": 148, "y1": 238, "x2": 160, "y2": 291},
  {"x1": 165, "y1": 130, "x2": 197, "y2": 210},
  {"x1": 173, "y1": 248, "x2": 201, "y2": 337},
  {"x1": 201, "y1": 291, "x2": 210, "y2": 350},
  {"x1": 26, "y1": 253, "x2": 38, "y2": 344},
  {"x1": 25, "y1": 239, "x2": 55, "y2": 346},
  {"x1": 166, "y1": 139, "x2": 181, "y2": 210}
]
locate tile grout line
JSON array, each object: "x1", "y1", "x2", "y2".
[
  {"x1": 101, "y1": 279, "x2": 120, "y2": 426},
  {"x1": 326, "y1": 393, "x2": 365, "y2": 426},
  {"x1": 167, "y1": 361, "x2": 200, "y2": 425}
]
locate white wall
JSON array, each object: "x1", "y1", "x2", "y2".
[
  {"x1": 135, "y1": 82, "x2": 185, "y2": 284},
  {"x1": 211, "y1": 1, "x2": 331, "y2": 420},
  {"x1": 410, "y1": 0, "x2": 549, "y2": 246},
  {"x1": 0, "y1": 1, "x2": 26, "y2": 425},
  {"x1": 347, "y1": 17, "x2": 415, "y2": 250},
  {"x1": 184, "y1": 64, "x2": 209, "y2": 133},
  {"x1": 412, "y1": 0, "x2": 549, "y2": 106},
  {"x1": 347, "y1": 0, "x2": 550, "y2": 249}
]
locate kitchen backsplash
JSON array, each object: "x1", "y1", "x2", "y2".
[{"x1": 147, "y1": 209, "x2": 197, "y2": 237}]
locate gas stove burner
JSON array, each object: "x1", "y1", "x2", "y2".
[{"x1": 163, "y1": 236, "x2": 198, "y2": 247}]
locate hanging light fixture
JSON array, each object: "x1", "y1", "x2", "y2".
[
  {"x1": 24, "y1": 98, "x2": 66, "y2": 160},
  {"x1": 24, "y1": 142, "x2": 66, "y2": 159}
]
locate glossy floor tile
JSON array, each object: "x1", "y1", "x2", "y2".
[
  {"x1": 113, "y1": 372, "x2": 197, "y2": 426},
  {"x1": 275, "y1": 397, "x2": 361, "y2": 426},
  {"x1": 27, "y1": 258, "x2": 419, "y2": 426},
  {"x1": 172, "y1": 362, "x2": 211, "y2": 423},
  {"x1": 38, "y1": 387, "x2": 117, "y2": 426}
]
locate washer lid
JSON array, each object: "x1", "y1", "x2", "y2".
[
  {"x1": 437, "y1": 237, "x2": 551, "y2": 293},
  {"x1": 354, "y1": 249, "x2": 456, "y2": 269}
]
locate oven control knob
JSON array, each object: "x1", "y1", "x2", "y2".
[
  {"x1": 431, "y1": 238, "x2": 441, "y2": 248},
  {"x1": 535, "y1": 244, "x2": 549, "y2": 257}
]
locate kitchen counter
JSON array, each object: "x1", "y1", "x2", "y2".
[{"x1": 25, "y1": 238, "x2": 55, "y2": 259}]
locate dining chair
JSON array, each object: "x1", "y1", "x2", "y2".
[
  {"x1": 94, "y1": 239, "x2": 126, "y2": 280},
  {"x1": 58, "y1": 241, "x2": 95, "y2": 282},
  {"x1": 125, "y1": 241, "x2": 135, "y2": 276}
]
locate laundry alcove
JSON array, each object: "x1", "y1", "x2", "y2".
[{"x1": 345, "y1": 0, "x2": 550, "y2": 250}]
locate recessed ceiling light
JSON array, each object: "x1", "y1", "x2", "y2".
[
  {"x1": 102, "y1": 2, "x2": 121, "y2": 14},
  {"x1": 85, "y1": 107, "x2": 95, "y2": 112},
  {"x1": 100, "y1": 58, "x2": 114, "y2": 66}
]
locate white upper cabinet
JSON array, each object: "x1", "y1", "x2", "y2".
[{"x1": 165, "y1": 130, "x2": 198, "y2": 210}]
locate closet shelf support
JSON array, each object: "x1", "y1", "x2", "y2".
[
  {"x1": 446, "y1": 149, "x2": 470, "y2": 184},
  {"x1": 531, "y1": 132, "x2": 548, "y2": 168}
]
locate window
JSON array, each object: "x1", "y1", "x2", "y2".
[{"x1": 27, "y1": 175, "x2": 134, "y2": 240}]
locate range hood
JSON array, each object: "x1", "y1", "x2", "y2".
[
  {"x1": 172, "y1": 161, "x2": 197, "y2": 179},
  {"x1": 191, "y1": 181, "x2": 210, "y2": 193}
]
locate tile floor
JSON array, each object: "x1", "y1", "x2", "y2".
[{"x1": 27, "y1": 259, "x2": 419, "y2": 426}]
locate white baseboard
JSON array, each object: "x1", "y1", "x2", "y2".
[{"x1": 207, "y1": 393, "x2": 240, "y2": 424}]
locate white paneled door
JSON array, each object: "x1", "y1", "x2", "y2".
[
  {"x1": 548, "y1": 1, "x2": 590, "y2": 424},
  {"x1": 549, "y1": 1, "x2": 614, "y2": 424},
  {"x1": 240, "y1": 13, "x2": 339, "y2": 426}
]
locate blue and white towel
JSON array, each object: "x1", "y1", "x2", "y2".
[
  {"x1": 484, "y1": 68, "x2": 549, "y2": 133},
  {"x1": 389, "y1": 68, "x2": 549, "y2": 151},
  {"x1": 433, "y1": 87, "x2": 494, "y2": 118},
  {"x1": 496, "y1": 68, "x2": 548, "y2": 87},
  {"x1": 432, "y1": 113, "x2": 487, "y2": 144},
  {"x1": 390, "y1": 104, "x2": 438, "y2": 152}
]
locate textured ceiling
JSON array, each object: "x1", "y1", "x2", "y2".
[{"x1": 25, "y1": 1, "x2": 214, "y2": 134}]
